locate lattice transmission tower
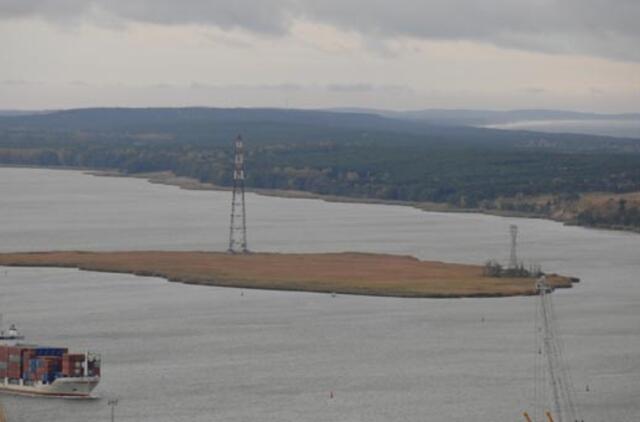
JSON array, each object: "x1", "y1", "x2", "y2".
[
  {"x1": 228, "y1": 135, "x2": 248, "y2": 254},
  {"x1": 509, "y1": 224, "x2": 519, "y2": 269}
]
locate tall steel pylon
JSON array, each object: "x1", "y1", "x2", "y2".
[
  {"x1": 228, "y1": 135, "x2": 248, "y2": 254},
  {"x1": 509, "y1": 224, "x2": 519, "y2": 269}
]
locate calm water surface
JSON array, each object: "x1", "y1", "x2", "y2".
[{"x1": 0, "y1": 168, "x2": 638, "y2": 421}]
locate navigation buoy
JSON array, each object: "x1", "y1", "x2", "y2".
[{"x1": 330, "y1": 391, "x2": 334, "y2": 399}]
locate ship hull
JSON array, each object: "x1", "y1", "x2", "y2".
[{"x1": 0, "y1": 377, "x2": 99, "y2": 398}]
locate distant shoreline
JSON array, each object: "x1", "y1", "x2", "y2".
[
  {"x1": 89, "y1": 170, "x2": 640, "y2": 234},
  {"x1": 88, "y1": 169, "x2": 551, "y2": 219},
  {"x1": 3, "y1": 165, "x2": 639, "y2": 234}
]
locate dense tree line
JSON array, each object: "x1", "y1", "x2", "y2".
[
  {"x1": 2, "y1": 108, "x2": 640, "y2": 228},
  {"x1": 3, "y1": 136, "x2": 640, "y2": 209}
]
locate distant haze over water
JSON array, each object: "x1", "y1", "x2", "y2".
[{"x1": 485, "y1": 119, "x2": 640, "y2": 139}]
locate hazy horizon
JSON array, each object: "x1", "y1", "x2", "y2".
[{"x1": 1, "y1": 105, "x2": 640, "y2": 116}]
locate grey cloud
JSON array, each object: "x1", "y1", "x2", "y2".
[
  {"x1": 2, "y1": 0, "x2": 639, "y2": 61},
  {"x1": 326, "y1": 84, "x2": 413, "y2": 94},
  {"x1": 524, "y1": 87, "x2": 546, "y2": 95},
  {"x1": 300, "y1": 0, "x2": 640, "y2": 61},
  {"x1": 205, "y1": 33, "x2": 254, "y2": 49},
  {"x1": 188, "y1": 82, "x2": 304, "y2": 92},
  {"x1": 0, "y1": 0, "x2": 92, "y2": 22},
  {"x1": 327, "y1": 83, "x2": 374, "y2": 93},
  {"x1": 268, "y1": 83, "x2": 304, "y2": 92},
  {"x1": 0, "y1": 0, "x2": 293, "y2": 33},
  {"x1": 105, "y1": 0, "x2": 292, "y2": 34},
  {"x1": 2, "y1": 79, "x2": 41, "y2": 85},
  {"x1": 151, "y1": 83, "x2": 173, "y2": 89},
  {"x1": 150, "y1": 82, "x2": 409, "y2": 95}
]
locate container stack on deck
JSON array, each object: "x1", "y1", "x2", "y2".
[
  {"x1": 62, "y1": 353, "x2": 86, "y2": 378},
  {"x1": 0, "y1": 344, "x2": 99, "y2": 383},
  {"x1": 6, "y1": 347, "x2": 22, "y2": 379},
  {"x1": 0, "y1": 347, "x2": 7, "y2": 378}
]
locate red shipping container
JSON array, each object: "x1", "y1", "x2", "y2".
[
  {"x1": 19, "y1": 349, "x2": 35, "y2": 376},
  {"x1": 7, "y1": 348, "x2": 21, "y2": 368},
  {"x1": 22, "y1": 352, "x2": 36, "y2": 373},
  {"x1": 62, "y1": 353, "x2": 85, "y2": 377},
  {"x1": 62, "y1": 353, "x2": 84, "y2": 360},
  {"x1": 7, "y1": 363, "x2": 21, "y2": 379}
]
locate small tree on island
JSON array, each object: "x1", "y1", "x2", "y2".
[
  {"x1": 483, "y1": 260, "x2": 503, "y2": 277},
  {"x1": 484, "y1": 260, "x2": 541, "y2": 278}
]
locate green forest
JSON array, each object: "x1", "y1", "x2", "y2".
[{"x1": 2, "y1": 108, "x2": 640, "y2": 228}]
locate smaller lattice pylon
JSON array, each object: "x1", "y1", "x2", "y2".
[{"x1": 509, "y1": 224, "x2": 518, "y2": 269}]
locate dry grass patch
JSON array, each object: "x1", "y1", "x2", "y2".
[{"x1": 0, "y1": 251, "x2": 577, "y2": 298}]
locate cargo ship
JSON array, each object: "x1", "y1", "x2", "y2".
[{"x1": 0, "y1": 324, "x2": 100, "y2": 398}]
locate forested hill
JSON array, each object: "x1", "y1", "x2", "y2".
[
  {"x1": 2, "y1": 107, "x2": 639, "y2": 150},
  {"x1": 2, "y1": 107, "x2": 640, "y2": 219}
]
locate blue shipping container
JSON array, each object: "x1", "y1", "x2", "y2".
[{"x1": 35, "y1": 348, "x2": 66, "y2": 357}]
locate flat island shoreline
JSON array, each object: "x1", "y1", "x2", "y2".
[{"x1": 0, "y1": 251, "x2": 578, "y2": 298}]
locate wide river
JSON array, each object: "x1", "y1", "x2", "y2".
[{"x1": 0, "y1": 168, "x2": 638, "y2": 422}]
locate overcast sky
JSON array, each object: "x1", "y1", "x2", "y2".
[{"x1": 1, "y1": 0, "x2": 639, "y2": 112}]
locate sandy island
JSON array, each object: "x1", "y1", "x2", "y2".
[{"x1": 0, "y1": 251, "x2": 577, "y2": 298}]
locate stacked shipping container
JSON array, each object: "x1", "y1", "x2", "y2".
[
  {"x1": 62, "y1": 354, "x2": 85, "y2": 378},
  {"x1": 0, "y1": 345, "x2": 98, "y2": 383},
  {"x1": 7, "y1": 346, "x2": 23, "y2": 379}
]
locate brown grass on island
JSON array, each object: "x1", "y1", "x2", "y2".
[{"x1": 0, "y1": 251, "x2": 578, "y2": 298}]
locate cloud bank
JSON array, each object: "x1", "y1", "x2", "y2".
[{"x1": 2, "y1": 0, "x2": 639, "y2": 61}]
